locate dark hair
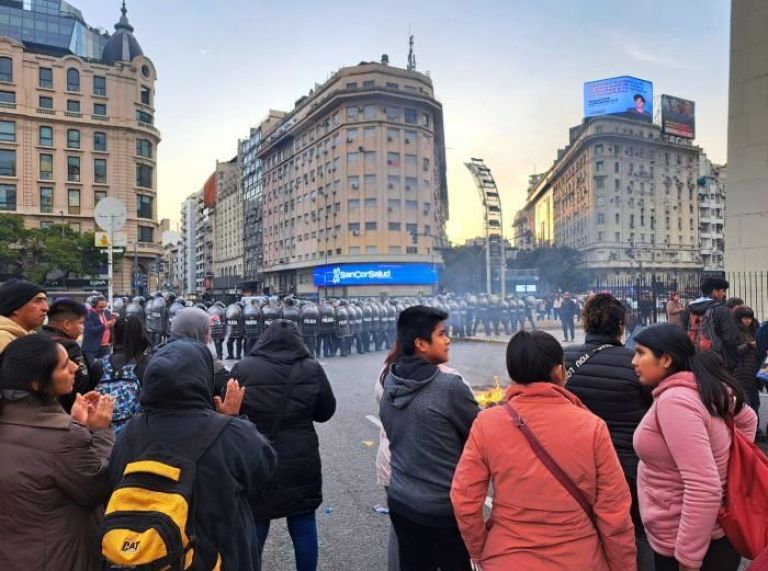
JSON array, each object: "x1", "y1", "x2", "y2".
[
  {"x1": 733, "y1": 305, "x2": 754, "y2": 321},
  {"x1": 380, "y1": 339, "x2": 402, "y2": 386},
  {"x1": 396, "y1": 305, "x2": 448, "y2": 356},
  {"x1": 506, "y1": 330, "x2": 564, "y2": 384},
  {"x1": 47, "y1": 298, "x2": 87, "y2": 322},
  {"x1": 634, "y1": 323, "x2": 744, "y2": 418},
  {"x1": 113, "y1": 315, "x2": 150, "y2": 362},
  {"x1": 582, "y1": 293, "x2": 626, "y2": 338},
  {"x1": 725, "y1": 297, "x2": 745, "y2": 309},
  {"x1": 0, "y1": 335, "x2": 62, "y2": 401},
  {"x1": 701, "y1": 276, "x2": 729, "y2": 296}
]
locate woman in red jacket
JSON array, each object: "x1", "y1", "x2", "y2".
[{"x1": 451, "y1": 330, "x2": 637, "y2": 571}]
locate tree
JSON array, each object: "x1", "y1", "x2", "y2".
[
  {"x1": 439, "y1": 244, "x2": 485, "y2": 293},
  {"x1": 508, "y1": 246, "x2": 594, "y2": 293},
  {"x1": 0, "y1": 214, "x2": 27, "y2": 277}
]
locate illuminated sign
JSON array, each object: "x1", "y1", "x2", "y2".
[
  {"x1": 314, "y1": 263, "x2": 438, "y2": 287},
  {"x1": 584, "y1": 76, "x2": 653, "y2": 123},
  {"x1": 661, "y1": 94, "x2": 695, "y2": 139}
]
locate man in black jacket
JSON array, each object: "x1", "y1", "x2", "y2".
[
  {"x1": 109, "y1": 338, "x2": 277, "y2": 570},
  {"x1": 565, "y1": 293, "x2": 653, "y2": 570},
  {"x1": 687, "y1": 276, "x2": 742, "y2": 372}
]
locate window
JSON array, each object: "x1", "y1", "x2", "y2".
[
  {"x1": 136, "y1": 110, "x2": 154, "y2": 124},
  {"x1": 348, "y1": 222, "x2": 360, "y2": 232},
  {"x1": 66, "y1": 68, "x2": 80, "y2": 92},
  {"x1": 67, "y1": 188, "x2": 80, "y2": 214},
  {"x1": 0, "y1": 57, "x2": 12, "y2": 83},
  {"x1": 406, "y1": 200, "x2": 418, "y2": 210},
  {"x1": 388, "y1": 199, "x2": 400, "y2": 210},
  {"x1": 67, "y1": 156, "x2": 80, "y2": 182},
  {"x1": 136, "y1": 164, "x2": 153, "y2": 188},
  {"x1": 67, "y1": 129, "x2": 80, "y2": 149},
  {"x1": 67, "y1": 99, "x2": 80, "y2": 113},
  {"x1": 39, "y1": 154, "x2": 53, "y2": 180},
  {"x1": 596, "y1": 160, "x2": 604, "y2": 173},
  {"x1": 347, "y1": 198, "x2": 360, "y2": 209},
  {"x1": 363, "y1": 126, "x2": 375, "y2": 139},
  {"x1": 0, "y1": 149, "x2": 15, "y2": 176},
  {"x1": 366, "y1": 245, "x2": 378, "y2": 254},
  {"x1": 389, "y1": 246, "x2": 402, "y2": 253},
  {"x1": 365, "y1": 222, "x2": 377, "y2": 231},
  {"x1": 388, "y1": 222, "x2": 401, "y2": 231},
  {"x1": 404, "y1": 108, "x2": 417, "y2": 124},
  {"x1": 140, "y1": 85, "x2": 151, "y2": 105},
  {"x1": 94, "y1": 190, "x2": 107, "y2": 204},
  {"x1": 38, "y1": 95, "x2": 53, "y2": 109},
  {"x1": 387, "y1": 127, "x2": 400, "y2": 141},
  {"x1": 136, "y1": 138, "x2": 152, "y2": 158},
  {"x1": 406, "y1": 246, "x2": 417, "y2": 254},
  {"x1": 595, "y1": 144, "x2": 603, "y2": 155},
  {"x1": 345, "y1": 82, "x2": 357, "y2": 89},
  {"x1": 346, "y1": 106, "x2": 358, "y2": 120},
  {"x1": 93, "y1": 103, "x2": 107, "y2": 116},
  {"x1": 94, "y1": 131, "x2": 107, "y2": 152},
  {"x1": 387, "y1": 152, "x2": 400, "y2": 167},
  {"x1": 346, "y1": 152, "x2": 359, "y2": 168},
  {"x1": 364, "y1": 174, "x2": 376, "y2": 187},
  {"x1": 385, "y1": 82, "x2": 400, "y2": 90},
  {"x1": 364, "y1": 198, "x2": 377, "y2": 208},
  {"x1": 93, "y1": 75, "x2": 106, "y2": 96},
  {"x1": 363, "y1": 150, "x2": 376, "y2": 168},
  {"x1": 39, "y1": 187, "x2": 53, "y2": 213},
  {"x1": 363, "y1": 105, "x2": 375, "y2": 120},
  {"x1": 0, "y1": 120, "x2": 14, "y2": 142},
  {"x1": 363, "y1": 80, "x2": 374, "y2": 88},
  {"x1": 39, "y1": 126, "x2": 53, "y2": 146},
  {"x1": 39, "y1": 67, "x2": 52, "y2": 88},
  {"x1": 404, "y1": 130, "x2": 417, "y2": 144},
  {"x1": 0, "y1": 184, "x2": 15, "y2": 210},
  {"x1": 387, "y1": 175, "x2": 400, "y2": 189},
  {"x1": 94, "y1": 159, "x2": 107, "y2": 184},
  {"x1": 138, "y1": 226, "x2": 154, "y2": 242},
  {"x1": 385, "y1": 106, "x2": 401, "y2": 121},
  {"x1": 136, "y1": 194, "x2": 153, "y2": 218},
  {"x1": 406, "y1": 223, "x2": 418, "y2": 234},
  {"x1": 346, "y1": 128, "x2": 358, "y2": 142},
  {"x1": 347, "y1": 175, "x2": 359, "y2": 189},
  {"x1": 615, "y1": 213, "x2": 620, "y2": 224},
  {"x1": 0, "y1": 91, "x2": 14, "y2": 104},
  {"x1": 405, "y1": 154, "x2": 417, "y2": 167}
]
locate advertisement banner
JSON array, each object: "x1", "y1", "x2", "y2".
[
  {"x1": 313, "y1": 263, "x2": 438, "y2": 287},
  {"x1": 583, "y1": 76, "x2": 653, "y2": 122},
  {"x1": 661, "y1": 94, "x2": 695, "y2": 139}
]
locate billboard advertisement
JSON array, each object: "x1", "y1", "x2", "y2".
[
  {"x1": 583, "y1": 76, "x2": 653, "y2": 122},
  {"x1": 313, "y1": 263, "x2": 438, "y2": 287},
  {"x1": 661, "y1": 94, "x2": 695, "y2": 139}
]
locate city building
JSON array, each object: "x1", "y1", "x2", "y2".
[
  {"x1": 198, "y1": 175, "x2": 214, "y2": 295},
  {"x1": 211, "y1": 157, "x2": 242, "y2": 297},
  {"x1": 0, "y1": 1, "x2": 161, "y2": 294},
  {"x1": 517, "y1": 114, "x2": 704, "y2": 281},
  {"x1": 726, "y1": 0, "x2": 768, "y2": 272},
  {"x1": 697, "y1": 154, "x2": 726, "y2": 271},
  {"x1": 257, "y1": 54, "x2": 448, "y2": 297},
  {"x1": 180, "y1": 191, "x2": 198, "y2": 296},
  {"x1": 160, "y1": 229, "x2": 182, "y2": 292}
]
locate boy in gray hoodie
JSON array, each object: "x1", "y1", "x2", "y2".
[{"x1": 380, "y1": 305, "x2": 480, "y2": 571}]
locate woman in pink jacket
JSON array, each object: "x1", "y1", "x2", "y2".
[
  {"x1": 451, "y1": 331, "x2": 637, "y2": 571},
  {"x1": 632, "y1": 323, "x2": 757, "y2": 571}
]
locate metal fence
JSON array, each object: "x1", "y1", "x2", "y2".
[{"x1": 593, "y1": 271, "x2": 768, "y2": 325}]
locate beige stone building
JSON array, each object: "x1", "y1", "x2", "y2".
[
  {"x1": 258, "y1": 57, "x2": 448, "y2": 297},
  {"x1": 211, "y1": 157, "x2": 243, "y2": 296},
  {"x1": 0, "y1": 2, "x2": 161, "y2": 294},
  {"x1": 726, "y1": 0, "x2": 768, "y2": 272}
]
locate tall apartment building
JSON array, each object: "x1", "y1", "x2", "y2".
[
  {"x1": 197, "y1": 175, "x2": 214, "y2": 295},
  {"x1": 697, "y1": 154, "x2": 726, "y2": 271},
  {"x1": 258, "y1": 56, "x2": 448, "y2": 296},
  {"x1": 0, "y1": 1, "x2": 161, "y2": 293},
  {"x1": 211, "y1": 157, "x2": 243, "y2": 296},
  {"x1": 180, "y1": 191, "x2": 198, "y2": 296},
  {"x1": 517, "y1": 115, "x2": 703, "y2": 281}
]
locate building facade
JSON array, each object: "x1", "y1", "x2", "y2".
[
  {"x1": 257, "y1": 57, "x2": 448, "y2": 297},
  {"x1": 517, "y1": 115, "x2": 704, "y2": 281},
  {"x1": 211, "y1": 157, "x2": 242, "y2": 296},
  {"x1": 0, "y1": 1, "x2": 161, "y2": 294},
  {"x1": 697, "y1": 154, "x2": 726, "y2": 271},
  {"x1": 180, "y1": 191, "x2": 198, "y2": 296}
]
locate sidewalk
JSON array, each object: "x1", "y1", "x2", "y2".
[{"x1": 465, "y1": 321, "x2": 586, "y2": 347}]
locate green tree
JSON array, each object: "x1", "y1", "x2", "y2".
[
  {"x1": 0, "y1": 214, "x2": 29, "y2": 277},
  {"x1": 508, "y1": 246, "x2": 594, "y2": 293}
]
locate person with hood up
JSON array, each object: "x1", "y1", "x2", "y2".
[
  {"x1": 0, "y1": 279, "x2": 48, "y2": 352},
  {"x1": 686, "y1": 276, "x2": 741, "y2": 372},
  {"x1": 380, "y1": 305, "x2": 480, "y2": 571},
  {"x1": 108, "y1": 338, "x2": 277, "y2": 570},
  {"x1": 231, "y1": 319, "x2": 336, "y2": 571}
]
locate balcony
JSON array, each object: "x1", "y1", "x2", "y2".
[
  {"x1": 0, "y1": 102, "x2": 15, "y2": 110},
  {"x1": 91, "y1": 115, "x2": 110, "y2": 122}
]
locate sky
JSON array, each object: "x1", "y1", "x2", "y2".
[{"x1": 77, "y1": 0, "x2": 731, "y2": 244}]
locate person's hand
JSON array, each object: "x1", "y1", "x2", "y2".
[
  {"x1": 214, "y1": 379, "x2": 245, "y2": 416},
  {"x1": 86, "y1": 394, "x2": 114, "y2": 431},
  {"x1": 70, "y1": 393, "x2": 88, "y2": 425}
]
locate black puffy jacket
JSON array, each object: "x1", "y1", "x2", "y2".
[
  {"x1": 231, "y1": 320, "x2": 336, "y2": 520},
  {"x1": 564, "y1": 334, "x2": 652, "y2": 481}
]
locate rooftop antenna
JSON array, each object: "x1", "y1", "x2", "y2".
[{"x1": 407, "y1": 31, "x2": 416, "y2": 72}]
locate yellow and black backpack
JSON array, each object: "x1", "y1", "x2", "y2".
[{"x1": 100, "y1": 412, "x2": 233, "y2": 570}]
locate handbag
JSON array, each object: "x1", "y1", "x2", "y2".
[{"x1": 503, "y1": 402, "x2": 597, "y2": 527}]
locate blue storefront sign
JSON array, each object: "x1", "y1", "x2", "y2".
[{"x1": 313, "y1": 263, "x2": 438, "y2": 287}]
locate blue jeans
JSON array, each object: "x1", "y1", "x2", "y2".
[{"x1": 255, "y1": 511, "x2": 318, "y2": 571}]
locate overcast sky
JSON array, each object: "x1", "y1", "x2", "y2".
[{"x1": 78, "y1": 0, "x2": 730, "y2": 243}]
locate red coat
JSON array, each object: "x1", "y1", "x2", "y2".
[{"x1": 451, "y1": 382, "x2": 637, "y2": 571}]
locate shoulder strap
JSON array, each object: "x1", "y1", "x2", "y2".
[
  {"x1": 504, "y1": 402, "x2": 597, "y2": 528},
  {"x1": 191, "y1": 413, "x2": 234, "y2": 462},
  {"x1": 137, "y1": 412, "x2": 233, "y2": 463},
  {"x1": 267, "y1": 362, "x2": 303, "y2": 441},
  {"x1": 565, "y1": 344, "x2": 614, "y2": 382}
]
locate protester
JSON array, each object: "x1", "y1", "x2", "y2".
[
  {"x1": 451, "y1": 330, "x2": 636, "y2": 570},
  {"x1": 94, "y1": 315, "x2": 150, "y2": 432},
  {"x1": 0, "y1": 335, "x2": 114, "y2": 570},
  {"x1": 108, "y1": 338, "x2": 277, "y2": 570},
  {"x1": 565, "y1": 293, "x2": 653, "y2": 570},
  {"x1": 82, "y1": 295, "x2": 115, "y2": 364},
  {"x1": 559, "y1": 292, "x2": 579, "y2": 342},
  {"x1": 632, "y1": 324, "x2": 757, "y2": 571},
  {"x1": 380, "y1": 305, "x2": 479, "y2": 571},
  {"x1": 733, "y1": 306, "x2": 762, "y2": 425},
  {"x1": 724, "y1": 297, "x2": 745, "y2": 311},
  {"x1": 231, "y1": 320, "x2": 336, "y2": 571},
  {"x1": 39, "y1": 298, "x2": 99, "y2": 413},
  {"x1": 0, "y1": 279, "x2": 47, "y2": 352},
  {"x1": 686, "y1": 276, "x2": 741, "y2": 371},
  {"x1": 665, "y1": 292, "x2": 685, "y2": 327}
]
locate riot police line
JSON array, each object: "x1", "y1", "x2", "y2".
[{"x1": 104, "y1": 292, "x2": 540, "y2": 360}]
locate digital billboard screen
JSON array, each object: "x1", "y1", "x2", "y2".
[
  {"x1": 661, "y1": 94, "x2": 695, "y2": 139},
  {"x1": 313, "y1": 263, "x2": 438, "y2": 287},
  {"x1": 583, "y1": 76, "x2": 653, "y2": 123}
]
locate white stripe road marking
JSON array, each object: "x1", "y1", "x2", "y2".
[{"x1": 366, "y1": 415, "x2": 383, "y2": 429}]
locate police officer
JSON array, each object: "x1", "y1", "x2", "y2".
[
  {"x1": 281, "y1": 296, "x2": 300, "y2": 327},
  {"x1": 524, "y1": 295, "x2": 538, "y2": 331},
  {"x1": 477, "y1": 294, "x2": 490, "y2": 336},
  {"x1": 207, "y1": 302, "x2": 226, "y2": 360},
  {"x1": 499, "y1": 298, "x2": 511, "y2": 335},
  {"x1": 261, "y1": 297, "x2": 282, "y2": 334},
  {"x1": 225, "y1": 301, "x2": 244, "y2": 360},
  {"x1": 371, "y1": 301, "x2": 384, "y2": 351},
  {"x1": 487, "y1": 294, "x2": 500, "y2": 336},
  {"x1": 334, "y1": 300, "x2": 352, "y2": 357},
  {"x1": 350, "y1": 301, "x2": 364, "y2": 354},
  {"x1": 318, "y1": 299, "x2": 336, "y2": 358},
  {"x1": 145, "y1": 293, "x2": 168, "y2": 346},
  {"x1": 466, "y1": 294, "x2": 478, "y2": 336},
  {"x1": 361, "y1": 301, "x2": 373, "y2": 353},
  {"x1": 299, "y1": 301, "x2": 320, "y2": 358},
  {"x1": 112, "y1": 297, "x2": 127, "y2": 320},
  {"x1": 243, "y1": 298, "x2": 263, "y2": 355},
  {"x1": 126, "y1": 296, "x2": 146, "y2": 323}
]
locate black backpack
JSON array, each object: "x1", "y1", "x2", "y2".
[{"x1": 100, "y1": 412, "x2": 233, "y2": 570}]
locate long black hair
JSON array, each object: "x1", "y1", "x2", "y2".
[
  {"x1": 506, "y1": 330, "x2": 564, "y2": 384},
  {"x1": 112, "y1": 315, "x2": 150, "y2": 366},
  {"x1": 0, "y1": 335, "x2": 62, "y2": 403},
  {"x1": 634, "y1": 323, "x2": 744, "y2": 418}
]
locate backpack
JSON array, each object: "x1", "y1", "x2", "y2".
[
  {"x1": 95, "y1": 355, "x2": 142, "y2": 431},
  {"x1": 100, "y1": 412, "x2": 233, "y2": 570},
  {"x1": 688, "y1": 308, "x2": 719, "y2": 353}
]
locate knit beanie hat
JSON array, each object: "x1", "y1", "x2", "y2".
[
  {"x1": 0, "y1": 335, "x2": 58, "y2": 393},
  {"x1": 0, "y1": 279, "x2": 46, "y2": 317}
]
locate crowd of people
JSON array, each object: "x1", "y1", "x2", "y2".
[{"x1": 0, "y1": 274, "x2": 765, "y2": 570}]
